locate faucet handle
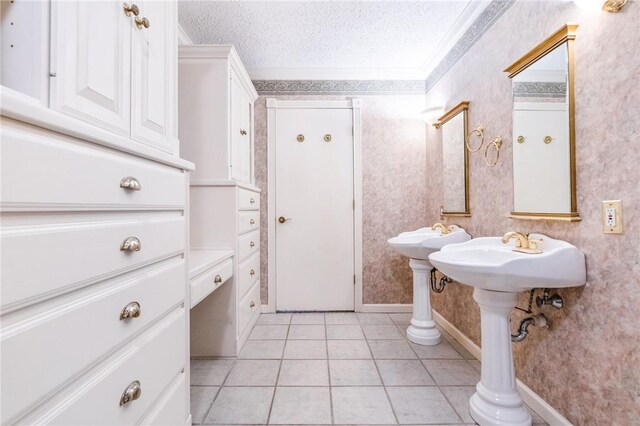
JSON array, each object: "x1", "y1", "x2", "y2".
[{"x1": 527, "y1": 236, "x2": 543, "y2": 250}]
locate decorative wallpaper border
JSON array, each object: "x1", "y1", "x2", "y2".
[
  {"x1": 513, "y1": 81, "x2": 567, "y2": 99},
  {"x1": 252, "y1": 80, "x2": 426, "y2": 95},
  {"x1": 251, "y1": 0, "x2": 513, "y2": 96},
  {"x1": 424, "y1": 0, "x2": 515, "y2": 92}
]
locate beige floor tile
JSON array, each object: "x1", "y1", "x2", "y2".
[
  {"x1": 409, "y1": 339, "x2": 462, "y2": 359},
  {"x1": 325, "y1": 312, "x2": 360, "y2": 324},
  {"x1": 386, "y1": 386, "x2": 461, "y2": 424},
  {"x1": 331, "y1": 387, "x2": 397, "y2": 424},
  {"x1": 288, "y1": 324, "x2": 326, "y2": 340},
  {"x1": 327, "y1": 324, "x2": 365, "y2": 340},
  {"x1": 283, "y1": 339, "x2": 327, "y2": 359},
  {"x1": 327, "y1": 340, "x2": 372, "y2": 359},
  {"x1": 376, "y1": 360, "x2": 435, "y2": 386},
  {"x1": 204, "y1": 387, "x2": 274, "y2": 424},
  {"x1": 329, "y1": 359, "x2": 381, "y2": 386},
  {"x1": 368, "y1": 340, "x2": 417, "y2": 359},
  {"x1": 191, "y1": 359, "x2": 235, "y2": 386},
  {"x1": 291, "y1": 312, "x2": 325, "y2": 324},
  {"x1": 190, "y1": 386, "x2": 219, "y2": 424},
  {"x1": 238, "y1": 340, "x2": 285, "y2": 359},
  {"x1": 362, "y1": 324, "x2": 404, "y2": 340},
  {"x1": 440, "y1": 386, "x2": 476, "y2": 423},
  {"x1": 269, "y1": 387, "x2": 332, "y2": 424},
  {"x1": 357, "y1": 313, "x2": 394, "y2": 324},
  {"x1": 278, "y1": 359, "x2": 329, "y2": 386},
  {"x1": 257, "y1": 313, "x2": 292, "y2": 325},
  {"x1": 422, "y1": 359, "x2": 480, "y2": 385},
  {"x1": 224, "y1": 360, "x2": 280, "y2": 386},
  {"x1": 248, "y1": 325, "x2": 289, "y2": 340}
]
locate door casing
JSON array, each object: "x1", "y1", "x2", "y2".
[{"x1": 265, "y1": 98, "x2": 363, "y2": 312}]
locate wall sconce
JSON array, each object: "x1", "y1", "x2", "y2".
[
  {"x1": 574, "y1": 0, "x2": 627, "y2": 12},
  {"x1": 421, "y1": 106, "x2": 444, "y2": 128},
  {"x1": 602, "y1": 0, "x2": 626, "y2": 12}
]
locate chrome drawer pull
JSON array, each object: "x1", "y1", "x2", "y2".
[
  {"x1": 250, "y1": 197, "x2": 255, "y2": 204},
  {"x1": 214, "y1": 274, "x2": 222, "y2": 284},
  {"x1": 120, "y1": 236, "x2": 141, "y2": 252},
  {"x1": 250, "y1": 241, "x2": 255, "y2": 248},
  {"x1": 250, "y1": 269, "x2": 255, "y2": 276},
  {"x1": 119, "y1": 380, "x2": 142, "y2": 406},
  {"x1": 249, "y1": 219, "x2": 256, "y2": 225},
  {"x1": 120, "y1": 176, "x2": 142, "y2": 191},
  {"x1": 250, "y1": 301, "x2": 255, "y2": 308},
  {"x1": 119, "y1": 302, "x2": 141, "y2": 320}
]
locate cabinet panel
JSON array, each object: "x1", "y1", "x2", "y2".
[
  {"x1": 131, "y1": 0, "x2": 177, "y2": 153},
  {"x1": 230, "y1": 73, "x2": 252, "y2": 183},
  {"x1": 50, "y1": 1, "x2": 131, "y2": 136}
]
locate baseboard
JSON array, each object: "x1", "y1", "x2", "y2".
[
  {"x1": 262, "y1": 304, "x2": 275, "y2": 313},
  {"x1": 432, "y1": 309, "x2": 573, "y2": 426},
  {"x1": 360, "y1": 303, "x2": 413, "y2": 313}
]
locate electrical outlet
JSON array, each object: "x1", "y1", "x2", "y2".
[{"x1": 602, "y1": 200, "x2": 622, "y2": 234}]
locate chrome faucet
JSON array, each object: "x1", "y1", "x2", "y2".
[{"x1": 501, "y1": 231, "x2": 543, "y2": 254}]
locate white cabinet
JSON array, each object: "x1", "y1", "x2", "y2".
[
  {"x1": 179, "y1": 45, "x2": 258, "y2": 184},
  {"x1": 49, "y1": 1, "x2": 132, "y2": 136},
  {"x1": 3, "y1": 0, "x2": 178, "y2": 155}
]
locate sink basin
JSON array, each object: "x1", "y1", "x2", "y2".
[
  {"x1": 387, "y1": 225, "x2": 471, "y2": 346},
  {"x1": 388, "y1": 226, "x2": 471, "y2": 260},
  {"x1": 428, "y1": 233, "x2": 586, "y2": 292},
  {"x1": 428, "y1": 234, "x2": 586, "y2": 426}
]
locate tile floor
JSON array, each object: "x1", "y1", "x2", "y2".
[{"x1": 190, "y1": 312, "x2": 549, "y2": 425}]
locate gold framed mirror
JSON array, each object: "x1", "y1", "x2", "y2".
[
  {"x1": 504, "y1": 24, "x2": 580, "y2": 221},
  {"x1": 437, "y1": 101, "x2": 470, "y2": 217}
]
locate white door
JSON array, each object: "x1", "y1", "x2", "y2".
[
  {"x1": 50, "y1": 1, "x2": 132, "y2": 136},
  {"x1": 275, "y1": 108, "x2": 355, "y2": 311},
  {"x1": 131, "y1": 0, "x2": 176, "y2": 153}
]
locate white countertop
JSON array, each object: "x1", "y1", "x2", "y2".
[{"x1": 189, "y1": 248, "x2": 234, "y2": 279}]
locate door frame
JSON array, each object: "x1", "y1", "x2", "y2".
[{"x1": 265, "y1": 98, "x2": 363, "y2": 313}]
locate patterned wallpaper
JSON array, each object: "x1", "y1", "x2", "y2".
[{"x1": 425, "y1": 1, "x2": 639, "y2": 424}]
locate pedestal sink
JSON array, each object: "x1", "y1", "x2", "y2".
[
  {"x1": 387, "y1": 225, "x2": 471, "y2": 345},
  {"x1": 428, "y1": 234, "x2": 586, "y2": 426}
]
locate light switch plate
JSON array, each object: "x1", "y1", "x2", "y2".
[{"x1": 602, "y1": 200, "x2": 622, "y2": 234}]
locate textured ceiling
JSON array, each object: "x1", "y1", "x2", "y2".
[{"x1": 178, "y1": 1, "x2": 473, "y2": 79}]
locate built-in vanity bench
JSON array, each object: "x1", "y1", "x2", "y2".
[{"x1": 189, "y1": 249, "x2": 234, "y2": 309}]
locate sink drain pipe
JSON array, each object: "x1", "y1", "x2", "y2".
[
  {"x1": 429, "y1": 268, "x2": 452, "y2": 293},
  {"x1": 511, "y1": 314, "x2": 548, "y2": 342}
]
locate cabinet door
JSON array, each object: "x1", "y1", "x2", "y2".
[
  {"x1": 131, "y1": 0, "x2": 177, "y2": 154},
  {"x1": 50, "y1": 1, "x2": 132, "y2": 136},
  {"x1": 230, "y1": 74, "x2": 252, "y2": 183}
]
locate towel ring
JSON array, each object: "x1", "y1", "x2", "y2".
[
  {"x1": 484, "y1": 136, "x2": 503, "y2": 167},
  {"x1": 466, "y1": 125, "x2": 485, "y2": 152}
]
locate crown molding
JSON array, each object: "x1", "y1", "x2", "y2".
[
  {"x1": 253, "y1": 80, "x2": 426, "y2": 96},
  {"x1": 247, "y1": 67, "x2": 426, "y2": 81}
]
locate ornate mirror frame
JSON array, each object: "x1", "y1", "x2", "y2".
[
  {"x1": 504, "y1": 24, "x2": 580, "y2": 221},
  {"x1": 437, "y1": 101, "x2": 471, "y2": 218}
]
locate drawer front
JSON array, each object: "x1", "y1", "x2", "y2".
[
  {"x1": 1, "y1": 126, "x2": 185, "y2": 209},
  {"x1": 29, "y1": 309, "x2": 186, "y2": 425},
  {"x1": 1, "y1": 260, "x2": 185, "y2": 423},
  {"x1": 190, "y1": 258, "x2": 233, "y2": 308},
  {"x1": 139, "y1": 372, "x2": 186, "y2": 425},
  {"x1": 238, "y1": 188, "x2": 259, "y2": 210},
  {"x1": 238, "y1": 282, "x2": 261, "y2": 337},
  {"x1": 238, "y1": 211, "x2": 260, "y2": 235},
  {"x1": 238, "y1": 229, "x2": 260, "y2": 261},
  {"x1": 238, "y1": 253, "x2": 260, "y2": 299},
  {"x1": 1, "y1": 216, "x2": 185, "y2": 309}
]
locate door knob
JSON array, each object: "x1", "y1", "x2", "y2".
[{"x1": 278, "y1": 216, "x2": 292, "y2": 224}]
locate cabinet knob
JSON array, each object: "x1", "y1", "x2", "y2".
[
  {"x1": 123, "y1": 3, "x2": 140, "y2": 17},
  {"x1": 250, "y1": 241, "x2": 255, "y2": 248},
  {"x1": 240, "y1": 129, "x2": 247, "y2": 136},
  {"x1": 120, "y1": 236, "x2": 141, "y2": 252},
  {"x1": 214, "y1": 274, "x2": 222, "y2": 284},
  {"x1": 250, "y1": 198, "x2": 255, "y2": 204},
  {"x1": 120, "y1": 302, "x2": 141, "y2": 320},
  {"x1": 135, "y1": 16, "x2": 150, "y2": 29},
  {"x1": 120, "y1": 176, "x2": 142, "y2": 191},
  {"x1": 249, "y1": 219, "x2": 255, "y2": 225},
  {"x1": 250, "y1": 269, "x2": 255, "y2": 276},
  {"x1": 250, "y1": 301, "x2": 256, "y2": 308},
  {"x1": 119, "y1": 380, "x2": 142, "y2": 406}
]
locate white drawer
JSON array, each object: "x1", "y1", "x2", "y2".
[
  {"x1": 1, "y1": 125, "x2": 186, "y2": 209},
  {"x1": 1, "y1": 260, "x2": 185, "y2": 423},
  {"x1": 139, "y1": 372, "x2": 186, "y2": 426},
  {"x1": 1, "y1": 215, "x2": 185, "y2": 309},
  {"x1": 238, "y1": 210, "x2": 260, "y2": 235},
  {"x1": 238, "y1": 282, "x2": 261, "y2": 337},
  {"x1": 23, "y1": 309, "x2": 186, "y2": 425},
  {"x1": 238, "y1": 252, "x2": 260, "y2": 299},
  {"x1": 238, "y1": 229, "x2": 260, "y2": 261},
  {"x1": 238, "y1": 188, "x2": 259, "y2": 210},
  {"x1": 190, "y1": 258, "x2": 233, "y2": 308}
]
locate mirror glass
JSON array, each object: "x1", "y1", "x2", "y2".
[
  {"x1": 438, "y1": 102, "x2": 470, "y2": 217},
  {"x1": 506, "y1": 25, "x2": 579, "y2": 221}
]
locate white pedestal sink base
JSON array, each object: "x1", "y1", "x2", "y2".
[
  {"x1": 406, "y1": 259, "x2": 441, "y2": 346},
  {"x1": 470, "y1": 288, "x2": 531, "y2": 426}
]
